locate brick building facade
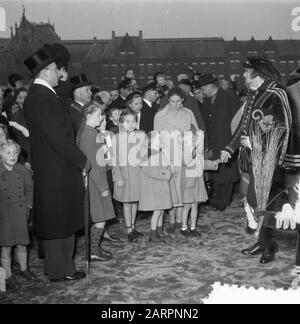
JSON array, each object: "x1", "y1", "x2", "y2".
[{"x1": 1, "y1": 10, "x2": 300, "y2": 89}]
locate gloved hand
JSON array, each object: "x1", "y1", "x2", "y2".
[{"x1": 275, "y1": 204, "x2": 296, "y2": 230}]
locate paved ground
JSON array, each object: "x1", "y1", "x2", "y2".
[{"x1": 0, "y1": 200, "x2": 297, "y2": 304}]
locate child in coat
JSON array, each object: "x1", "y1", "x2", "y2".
[
  {"x1": 180, "y1": 129, "x2": 220, "y2": 237},
  {"x1": 139, "y1": 132, "x2": 179, "y2": 243},
  {"x1": 77, "y1": 103, "x2": 116, "y2": 262},
  {"x1": 0, "y1": 140, "x2": 36, "y2": 290},
  {"x1": 112, "y1": 108, "x2": 147, "y2": 242}
]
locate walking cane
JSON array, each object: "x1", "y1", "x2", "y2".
[{"x1": 83, "y1": 169, "x2": 90, "y2": 274}]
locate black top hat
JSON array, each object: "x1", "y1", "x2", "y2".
[
  {"x1": 8, "y1": 73, "x2": 22, "y2": 88},
  {"x1": 70, "y1": 74, "x2": 92, "y2": 91},
  {"x1": 44, "y1": 43, "x2": 70, "y2": 70},
  {"x1": 141, "y1": 82, "x2": 160, "y2": 94},
  {"x1": 197, "y1": 74, "x2": 218, "y2": 88},
  {"x1": 191, "y1": 80, "x2": 202, "y2": 91},
  {"x1": 243, "y1": 56, "x2": 281, "y2": 80},
  {"x1": 24, "y1": 47, "x2": 58, "y2": 79}
]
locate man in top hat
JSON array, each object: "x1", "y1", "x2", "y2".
[
  {"x1": 140, "y1": 82, "x2": 160, "y2": 134},
  {"x1": 110, "y1": 79, "x2": 133, "y2": 110},
  {"x1": 2, "y1": 73, "x2": 24, "y2": 120},
  {"x1": 199, "y1": 73, "x2": 241, "y2": 211},
  {"x1": 69, "y1": 74, "x2": 92, "y2": 136},
  {"x1": 23, "y1": 46, "x2": 89, "y2": 282},
  {"x1": 222, "y1": 56, "x2": 292, "y2": 264}
]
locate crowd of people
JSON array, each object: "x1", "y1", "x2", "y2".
[{"x1": 0, "y1": 42, "x2": 299, "y2": 292}]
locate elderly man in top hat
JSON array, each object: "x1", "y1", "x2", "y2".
[
  {"x1": 68, "y1": 74, "x2": 93, "y2": 136},
  {"x1": 199, "y1": 73, "x2": 241, "y2": 211},
  {"x1": 221, "y1": 56, "x2": 292, "y2": 264},
  {"x1": 23, "y1": 46, "x2": 89, "y2": 282}
]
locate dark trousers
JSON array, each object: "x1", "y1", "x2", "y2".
[
  {"x1": 43, "y1": 235, "x2": 76, "y2": 280},
  {"x1": 211, "y1": 182, "x2": 234, "y2": 210},
  {"x1": 258, "y1": 170, "x2": 300, "y2": 265},
  {"x1": 259, "y1": 215, "x2": 300, "y2": 266}
]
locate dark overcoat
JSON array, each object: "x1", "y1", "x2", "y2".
[
  {"x1": 202, "y1": 89, "x2": 241, "y2": 184},
  {"x1": 139, "y1": 100, "x2": 158, "y2": 134},
  {"x1": 24, "y1": 84, "x2": 87, "y2": 240},
  {"x1": 69, "y1": 100, "x2": 83, "y2": 137},
  {"x1": 79, "y1": 125, "x2": 115, "y2": 223}
]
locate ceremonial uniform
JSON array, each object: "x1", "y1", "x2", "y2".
[{"x1": 224, "y1": 80, "x2": 291, "y2": 210}]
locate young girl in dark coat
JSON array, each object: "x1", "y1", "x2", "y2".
[
  {"x1": 77, "y1": 103, "x2": 116, "y2": 262},
  {"x1": 0, "y1": 140, "x2": 36, "y2": 290}
]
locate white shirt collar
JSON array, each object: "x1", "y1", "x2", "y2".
[
  {"x1": 249, "y1": 77, "x2": 265, "y2": 91},
  {"x1": 33, "y1": 78, "x2": 56, "y2": 95},
  {"x1": 74, "y1": 100, "x2": 84, "y2": 107},
  {"x1": 143, "y1": 99, "x2": 152, "y2": 107}
]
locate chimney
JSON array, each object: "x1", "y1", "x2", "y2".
[
  {"x1": 139, "y1": 30, "x2": 143, "y2": 38},
  {"x1": 112, "y1": 30, "x2": 116, "y2": 39}
]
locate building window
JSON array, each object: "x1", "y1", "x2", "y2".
[
  {"x1": 230, "y1": 51, "x2": 240, "y2": 59},
  {"x1": 139, "y1": 64, "x2": 145, "y2": 74},
  {"x1": 230, "y1": 60, "x2": 240, "y2": 71},
  {"x1": 166, "y1": 63, "x2": 172, "y2": 74},
  {"x1": 210, "y1": 62, "x2": 216, "y2": 73},
  {"x1": 200, "y1": 62, "x2": 207, "y2": 73},
  {"x1": 248, "y1": 51, "x2": 258, "y2": 56},
  {"x1": 265, "y1": 50, "x2": 276, "y2": 60},
  {"x1": 102, "y1": 64, "x2": 109, "y2": 75},
  {"x1": 289, "y1": 61, "x2": 296, "y2": 73},
  {"x1": 280, "y1": 61, "x2": 287, "y2": 73},
  {"x1": 156, "y1": 63, "x2": 162, "y2": 71},
  {"x1": 111, "y1": 77, "x2": 118, "y2": 88},
  {"x1": 219, "y1": 62, "x2": 225, "y2": 74},
  {"x1": 147, "y1": 63, "x2": 154, "y2": 74},
  {"x1": 111, "y1": 64, "x2": 118, "y2": 75}
]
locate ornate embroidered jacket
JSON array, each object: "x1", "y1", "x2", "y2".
[{"x1": 224, "y1": 80, "x2": 292, "y2": 168}]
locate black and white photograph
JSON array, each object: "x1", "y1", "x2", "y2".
[{"x1": 0, "y1": 0, "x2": 300, "y2": 305}]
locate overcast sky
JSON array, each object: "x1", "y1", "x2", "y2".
[{"x1": 1, "y1": 0, "x2": 300, "y2": 40}]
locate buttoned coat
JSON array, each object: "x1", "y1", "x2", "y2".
[
  {"x1": 0, "y1": 163, "x2": 33, "y2": 246},
  {"x1": 79, "y1": 125, "x2": 115, "y2": 223},
  {"x1": 24, "y1": 84, "x2": 87, "y2": 240},
  {"x1": 139, "y1": 151, "x2": 179, "y2": 211},
  {"x1": 112, "y1": 131, "x2": 147, "y2": 203}
]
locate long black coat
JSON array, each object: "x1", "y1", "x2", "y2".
[
  {"x1": 140, "y1": 100, "x2": 158, "y2": 134},
  {"x1": 69, "y1": 100, "x2": 83, "y2": 137},
  {"x1": 202, "y1": 89, "x2": 241, "y2": 184},
  {"x1": 24, "y1": 84, "x2": 87, "y2": 240}
]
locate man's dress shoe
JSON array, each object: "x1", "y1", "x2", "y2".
[
  {"x1": 241, "y1": 242, "x2": 264, "y2": 256},
  {"x1": 50, "y1": 271, "x2": 86, "y2": 282},
  {"x1": 260, "y1": 245, "x2": 278, "y2": 264}
]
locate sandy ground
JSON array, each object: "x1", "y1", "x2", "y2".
[{"x1": 0, "y1": 200, "x2": 297, "y2": 304}]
